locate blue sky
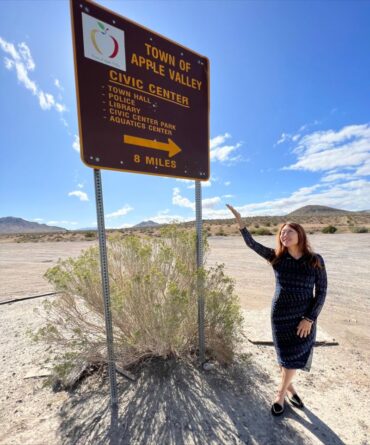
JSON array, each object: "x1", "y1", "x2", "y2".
[{"x1": 1, "y1": 0, "x2": 370, "y2": 229}]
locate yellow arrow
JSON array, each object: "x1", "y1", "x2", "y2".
[{"x1": 123, "y1": 135, "x2": 182, "y2": 158}]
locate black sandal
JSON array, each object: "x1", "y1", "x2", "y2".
[
  {"x1": 271, "y1": 402, "x2": 285, "y2": 416},
  {"x1": 287, "y1": 393, "x2": 304, "y2": 409}
]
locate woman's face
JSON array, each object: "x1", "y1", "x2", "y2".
[{"x1": 280, "y1": 225, "x2": 299, "y2": 248}]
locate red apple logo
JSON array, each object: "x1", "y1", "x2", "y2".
[{"x1": 90, "y1": 21, "x2": 119, "y2": 58}]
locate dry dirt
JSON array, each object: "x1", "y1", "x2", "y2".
[{"x1": 0, "y1": 234, "x2": 369, "y2": 444}]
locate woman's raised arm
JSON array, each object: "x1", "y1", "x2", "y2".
[{"x1": 226, "y1": 204, "x2": 275, "y2": 262}]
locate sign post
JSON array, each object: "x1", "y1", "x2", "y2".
[
  {"x1": 70, "y1": 0, "x2": 210, "y2": 433},
  {"x1": 195, "y1": 180, "x2": 205, "y2": 364},
  {"x1": 93, "y1": 168, "x2": 118, "y2": 440}
]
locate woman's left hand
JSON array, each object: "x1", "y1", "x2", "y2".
[{"x1": 297, "y1": 319, "x2": 313, "y2": 338}]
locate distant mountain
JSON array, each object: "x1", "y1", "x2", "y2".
[
  {"x1": 133, "y1": 220, "x2": 159, "y2": 228},
  {"x1": 0, "y1": 217, "x2": 66, "y2": 234},
  {"x1": 287, "y1": 205, "x2": 352, "y2": 216}
]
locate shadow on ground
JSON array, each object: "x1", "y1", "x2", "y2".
[{"x1": 58, "y1": 356, "x2": 345, "y2": 445}]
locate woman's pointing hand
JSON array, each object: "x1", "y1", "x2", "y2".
[{"x1": 226, "y1": 204, "x2": 245, "y2": 229}]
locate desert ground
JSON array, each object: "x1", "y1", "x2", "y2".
[{"x1": 0, "y1": 233, "x2": 369, "y2": 444}]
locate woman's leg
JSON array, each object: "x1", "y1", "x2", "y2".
[
  {"x1": 278, "y1": 364, "x2": 296, "y2": 396},
  {"x1": 274, "y1": 367, "x2": 296, "y2": 405}
]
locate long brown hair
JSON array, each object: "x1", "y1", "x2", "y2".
[{"x1": 271, "y1": 222, "x2": 322, "y2": 268}]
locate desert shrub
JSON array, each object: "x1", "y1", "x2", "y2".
[
  {"x1": 36, "y1": 226, "x2": 243, "y2": 381},
  {"x1": 215, "y1": 227, "x2": 226, "y2": 236},
  {"x1": 322, "y1": 225, "x2": 337, "y2": 234},
  {"x1": 350, "y1": 226, "x2": 368, "y2": 233},
  {"x1": 84, "y1": 231, "x2": 96, "y2": 239},
  {"x1": 254, "y1": 228, "x2": 273, "y2": 236}
]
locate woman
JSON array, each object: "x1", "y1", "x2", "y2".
[{"x1": 226, "y1": 204, "x2": 327, "y2": 416}]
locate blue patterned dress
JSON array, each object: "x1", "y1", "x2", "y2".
[{"x1": 240, "y1": 227, "x2": 328, "y2": 371}]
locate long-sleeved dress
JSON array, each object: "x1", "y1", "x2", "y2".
[{"x1": 240, "y1": 227, "x2": 327, "y2": 371}]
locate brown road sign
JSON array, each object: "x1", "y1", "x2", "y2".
[{"x1": 70, "y1": 0, "x2": 210, "y2": 180}]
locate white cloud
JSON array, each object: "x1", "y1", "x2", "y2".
[
  {"x1": 276, "y1": 121, "x2": 321, "y2": 146},
  {"x1": 276, "y1": 132, "x2": 301, "y2": 145},
  {"x1": 47, "y1": 220, "x2": 78, "y2": 226},
  {"x1": 18, "y1": 42, "x2": 35, "y2": 70},
  {"x1": 106, "y1": 205, "x2": 133, "y2": 218},
  {"x1": 172, "y1": 187, "x2": 194, "y2": 210},
  {"x1": 224, "y1": 181, "x2": 231, "y2": 186},
  {"x1": 321, "y1": 172, "x2": 355, "y2": 183},
  {"x1": 233, "y1": 180, "x2": 370, "y2": 216},
  {"x1": 211, "y1": 143, "x2": 242, "y2": 162},
  {"x1": 222, "y1": 194, "x2": 234, "y2": 199},
  {"x1": 32, "y1": 218, "x2": 43, "y2": 222},
  {"x1": 146, "y1": 209, "x2": 192, "y2": 225},
  {"x1": 73, "y1": 135, "x2": 80, "y2": 152},
  {"x1": 355, "y1": 159, "x2": 370, "y2": 176},
  {"x1": 55, "y1": 103, "x2": 67, "y2": 113},
  {"x1": 230, "y1": 122, "x2": 370, "y2": 215},
  {"x1": 61, "y1": 117, "x2": 69, "y2": 128},
  {"x1": 77, "y1": 183, "x2": 84, "y2": 189},
  {"x1": 210, "y1": 133, "x2": 242, "y2": 163},
  {"x1": 284, "y1": 123, "x2": 370, "y2": 173},
  {"x1": 68, "y1": 190, "x2": 89, "y2": 202},
  {"x1": 202, "y1": 196, "x2": 221, "y2": 209},
  {"x1": 38, "y1": 91, "x2": 55, "y2": 110},
  {"x1": 0, "y1": 39, "x2": 20, "y2": 62},
  {"x1": 210, "y1": 133, "x2": 231, "y2": 149},
  {"x1": 277, "y1": 132, "x2": 292, "y2": 145},
  {"x1": 172, "y1": 188, "x2": 223, "y2": 213},
  {"x1": 54, "y1": 78, "x2": 64, "y2": 91},
  {"x1": 0, "y1": 37, "x2": 66, "y2": 116}
]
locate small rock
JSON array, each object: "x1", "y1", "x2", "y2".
[{"x1": 203, "y1": 362, "x2": 215, "y2": 371}]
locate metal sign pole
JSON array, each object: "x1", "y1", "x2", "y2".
[
  {"x1": 195, "y1": 180, "x2": 205, "y2": 364},
  {"x1": 93, "y1": 169, "x2": 118, "y2": 439}
]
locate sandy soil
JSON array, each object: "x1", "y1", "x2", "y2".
[
  {"x1": 0, "y1": 241, "x2": 96, "y2": 301},
  {"x1": 0, "y1": 234, "x2": 369, "y2": 444}
]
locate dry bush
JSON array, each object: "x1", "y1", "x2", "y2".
[
  {"x1": 253, "y1": 227, "x2": 273, "y2": 236},
  {"x1": 35, "y1": 226, "x2": 243, "y2": 381},
  {"x1": 350, "y1": 226, "x2": 368, "y2": 233},
  {"x1": 322, "y1": 225, "x2": 337, "y2": 234}
]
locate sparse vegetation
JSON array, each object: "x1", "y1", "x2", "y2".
[
  {"x1": 215, "y1": 227, "x2": 227, "y2": 236},
  {"x1": 322, "y1": 225, "x2": 338, "y2": 234},
  {"x1": 35, "y1": 226, "x2": 244, "y2": 385},
  {"x1": 84, "y1": 231, "x2": 96, "y2": 239},
  {"x1": 252, "y1": 228, "x2": 273, "y2": 236},
  {"x1": 350, "y1": 226, "x2": 368, "y2": 233},
  {"x1": 2, "y1": 207, "x2": 370, "y2": 243}
]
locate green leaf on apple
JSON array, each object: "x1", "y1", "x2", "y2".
[{"x1": 98, "y1": 22, "x2": 105, "y2": 31}]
